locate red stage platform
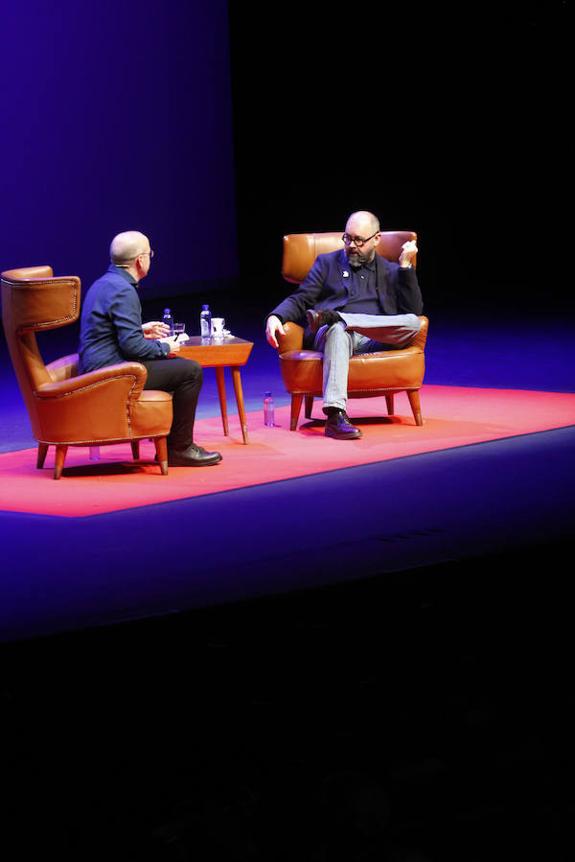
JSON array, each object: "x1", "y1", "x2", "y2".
[{"x1": 1, "y1": 385, "x2": 574, "y2": 518}]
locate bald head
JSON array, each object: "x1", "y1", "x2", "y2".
[
  {"x1": 110, "y1": 231, "x2": 150, "y2": 265},
  {"x1": 346, "y1": 211, "x2": 380, "y2": 235}
]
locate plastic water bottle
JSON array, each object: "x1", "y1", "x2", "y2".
[
  {"x1": 200, "y1": 304, "x2": 212, "y2": 340},
  {"x1": 264, "y1": 391, "x2": 275, "y2": 427},
  {"x1": 163, "y1": 307, "x2": 174, "y2": 336}
]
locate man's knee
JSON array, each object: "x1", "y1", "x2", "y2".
[
  {"x1": 402, "y1": 314, "x2": 421, "y2": 342},
  {"x1": 166, "y1": 358, "x2": 203, "y2": 392},
  {"x1": 182, "y1": 358, "x2": 202, "y2": 383},
  {"x1": 323, "y1": 321, "x2": 350, "y2": 347}
]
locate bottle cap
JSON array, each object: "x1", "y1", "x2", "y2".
[{"x1": 264, "y1": 391, "x2": 272, "y2": 397}]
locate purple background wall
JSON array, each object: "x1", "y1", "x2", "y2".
[{"x1": 0, "y1": 0, "x2": 237, "y2": 292}]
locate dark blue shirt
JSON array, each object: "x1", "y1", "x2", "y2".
[
  {"x1": 341, "y1": 258, "x2": 381, "y2": 314},
  {"x1": 79, "y1": 265, "x2": 169, "y2": 373}
]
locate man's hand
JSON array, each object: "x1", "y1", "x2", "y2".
[
  {"x1": 399, "y1": 240, "x2": 418, "y2": 269},
  {"x1": 143, "y1": 320, "x2": 171, "y2": 339},
  {"x1": 266, "y1": 315, "x2": 286, "y2": 349},
  {"x1": 159, "y1": 336, "x2": 181, "y2": 357}
]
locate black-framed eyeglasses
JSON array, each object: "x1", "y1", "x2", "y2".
[{"x1": 342, "y1": 232, "x2": 379, "y2": 248}]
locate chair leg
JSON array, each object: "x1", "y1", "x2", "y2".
[
  {"x1": 290, "y1": 394, "x2": 304, "y2": 430},
  {"x1": 385, "y1": 395, "x2": 395, "y2": 416},
  {"x1": 131, "y1": 440, "x2": 141, "y2": 460},
  {"x1": 407, "y1": 390, "x2": 423, "y2": 426},
  {"x1": 53, "y1": 445, "x2": 68, "y2": 480},
  {"x1": 154, "y1": 437, "x2": 169, "y2": 475},
  {"x1": 305, "y1": 395, "x2": 314, "y2": 419},
  {"x1": 37, "y1": 443, "x2": 49, "y2": 469}
]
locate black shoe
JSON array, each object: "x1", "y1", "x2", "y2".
[
  {"x1": 324, "y1": 409, "x2": 362, "y2": 440},
  {"x1": 306, "y1": 308, "x2": 343, "y2": 335},
  {"x1": 168, "y1": 444, "x2": 222, "y2": 467}
]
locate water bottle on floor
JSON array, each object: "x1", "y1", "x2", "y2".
[{"x1": 264, "y1": 391, "x2": 275, "y2": 427}]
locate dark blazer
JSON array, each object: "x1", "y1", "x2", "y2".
[
  {"x1": 79, "y1": 265, "x2": 170, "y2": 373},
  {"x1": 270, "y1": 249, "x2": 423, "y2": 326}
]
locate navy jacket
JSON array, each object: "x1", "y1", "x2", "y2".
[
  {"x1": 79, "y1": 265, "x2": 169, "y2": 373},
  {"x1": 271, "y1": 249, "x2": 423, "y2": 326}
]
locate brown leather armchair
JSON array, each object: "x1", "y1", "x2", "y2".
[
  {"x1": 275, "y1": 231, "x2": 429, "y2": 430},
  {"x1": 1, "y1": 266, "x2": 173, "y2": 478}
]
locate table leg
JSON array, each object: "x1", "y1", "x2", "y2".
[
  {"x1": 231, "y1": 367, "x2": 249, "y2": 444},
  {"x1": 215, "y1": 366, "x2": 229, "y2": 435}
]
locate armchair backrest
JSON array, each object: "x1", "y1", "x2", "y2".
[
  {"x1": 1, "y1": 267, "x2": 81, "y2": 437},
  {"x1": 282, "y1": 230, "x2": 417, "y2": 284}
]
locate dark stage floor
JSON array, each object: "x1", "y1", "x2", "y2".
[{"x1": 1, "y1": 289, "x2": 575, "y2": 859}]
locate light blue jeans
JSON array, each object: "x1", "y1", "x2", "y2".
[{"x1": 313, "y1": 313, "x2": 421, "y2": 411}]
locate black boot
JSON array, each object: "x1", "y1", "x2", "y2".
[
  {"x1": 168, "y1": 443, "x2": 222, "y2": 466},
  {"x1": 323, "y1": 408, "x2": 362, "y2": 440}
]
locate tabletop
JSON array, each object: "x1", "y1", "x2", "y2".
[{"x1": 178, "y1": 336, "x2": 253, "y2": 367}]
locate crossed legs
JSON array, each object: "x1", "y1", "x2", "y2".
[{"x1": 314, "y1": 313, "x2": 421, "y2": 411}]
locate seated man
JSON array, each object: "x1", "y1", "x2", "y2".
[
  {"x1": 266, "y1": 211, "x2": 423, "y2": 439},
  {"x1": 79, "y1": 230, "x2": 221, "y2": 466}
]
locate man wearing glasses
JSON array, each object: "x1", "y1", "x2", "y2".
[
  {"x1": 266, "y1": 211, "x2": 422, "y2": 440},
  {"x1": 79, "y1": 230, "x2": 222, "y2": 466}
]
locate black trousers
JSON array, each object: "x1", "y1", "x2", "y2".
[{"x1": 142, "y1": 358, "x2": 203, "y2": 450}]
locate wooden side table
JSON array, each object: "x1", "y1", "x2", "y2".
[{"x1": 178, "y1": 336, "x2": 254, "y2": 444}]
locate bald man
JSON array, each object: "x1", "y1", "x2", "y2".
[
  {"x1": 79, "y1": 231, "x2": 221, "y2": 466},
  {"x1": 266, "y1": 211, "x2": 423, "y2": 440}
]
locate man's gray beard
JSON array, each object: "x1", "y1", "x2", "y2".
[{"x1": 346, "y1": 250, "x2": 371, "y2": 267}]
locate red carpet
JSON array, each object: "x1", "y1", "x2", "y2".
[{"x1": 1, "y1": 385, "x2": 574, "y2": 517}]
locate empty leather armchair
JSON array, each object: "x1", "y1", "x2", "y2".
[
  {"x1": 275, "y1": 231, "x2": 429, "y2": 430},
  {"x1": 1, "y1": 266, "x2": 173, "y2": 478}
]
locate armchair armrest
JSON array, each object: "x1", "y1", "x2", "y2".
[
  {"x1": 36, "y1": 362, "x2": 148, "y2": 400},
  {"x1": 276, "y1": 322, "x2": 304, "y2": 354},
  {"x1": 412, "y1": 316, "x2": 429, "y2": 351}
]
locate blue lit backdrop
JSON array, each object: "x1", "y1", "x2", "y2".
[{"x1": 0, "y1": 0, "x2": 237, "y2": 292}]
